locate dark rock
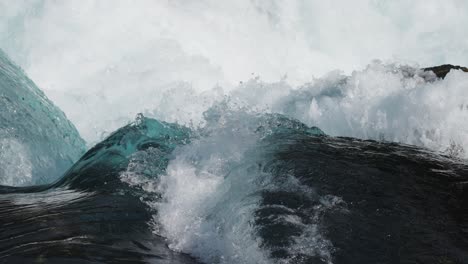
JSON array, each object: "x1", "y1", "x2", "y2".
[{"x1": 423, "y1": 64, "x2": 468, "y2": 79}]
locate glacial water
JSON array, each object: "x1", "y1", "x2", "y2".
[{"x1": 0, "y1": 1, "x2": 468, "y2": 264}]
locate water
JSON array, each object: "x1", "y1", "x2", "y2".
[
  {"x1": 1, "y1": 1, "x2": 468, "y2": 146},
  {"x1": 1, "y1": 111, "x2": 467, "y2": 263},
  {"x1": 0, "y1": 50, "x2": 85, "y2": 186},
  {"x1": 1, "y1": 1, "x2": 468, "y2": 263}
]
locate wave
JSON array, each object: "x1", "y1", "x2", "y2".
[
  {"x1": 1, "y1": 43, "x2": 468, "y2": 262},
  {"x1": 122, "y1": 106, "x2": 468, "y2": 264},
  {"x1": 229, "y1": 63, "x2": 468, "y2": 157},
  {"x1": 98, "y1": 62, "x2": 468, "y2": 159},
  {"x1": 2, "y1": 1, "x2": 468, "y2": 148},
  {"x1": 0, "y1": 115, "x2": 197, "y2": 263},
  {"x1": 0, "y1": 50, "x2": 85, "y2": 186},
  {"x1": 1, "y1": 109, "x2": 467, "y2": 263},
  {"x1": 4, "y1": 38, "x2": 468, "y2": 159},
  {"x1": 1, "y1": 2, "x2": 468, "y2": 262}
]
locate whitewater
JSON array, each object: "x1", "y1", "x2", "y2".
[
  {"x1": 2, "y1": 0, "x2": 468, "y2": 147},
  {"x1": 0, "y1": 1, "x2": 468, "y2": 264}
]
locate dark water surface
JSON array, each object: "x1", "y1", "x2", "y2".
[{"x1": 1, "y1": 120, "x2": 467, "y2": 263}]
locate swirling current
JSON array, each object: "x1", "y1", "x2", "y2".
[{"x1": 1, "y1": 2, "x2": 468, "y2": 263}]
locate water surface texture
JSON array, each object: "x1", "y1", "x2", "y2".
[{"x1": 1, "y1": 1, "x2": 468, "y2": 264}]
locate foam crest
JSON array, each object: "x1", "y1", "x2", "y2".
[
  {"x1": 233, "y1": 63, "x2": 468, "y2": 157},
  {"x1": 1, "y1": 1, "x2": 468, "y2": 144}
]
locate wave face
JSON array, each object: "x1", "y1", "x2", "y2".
[
  {"x1": 1, "y1": 110, "x2": 467, "y2": 263},
  {"x1": 0, "y1": 50, "x2": 85, "y2": 186},
  {"x1": 123, "y1": 107, "x2": 468, "y2": 264},
  {"x1": 0, "y1": 116, "x2": 197, "y2": 263}
]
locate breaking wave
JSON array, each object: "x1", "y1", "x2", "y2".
[{"x1": 1, "y1": 1, "x2": 468, "y2": 263}]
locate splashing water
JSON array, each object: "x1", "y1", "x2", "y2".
[
  {"x1": 1, "y1": 2, "x2": 468, "y2": 263},
  {"x1": 1, "y1": 0, "x2": 468, "y2": 150}
]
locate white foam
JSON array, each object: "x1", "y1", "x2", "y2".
[
  {"x1": 153, "y1": 111, "x2": 271, "y2": 263},
  {"x1": 0, "y1": 137, "x2": 33, "y2": 186},
  {"x1": 230, "y1": 63, "x2": 468, "y2": 157},
  {"x1": 1, "y1": 1, "x2": 468, "y2": 145},
  {"x1": 118, "y1": 108, "x2": 340, "y2": 263}
]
